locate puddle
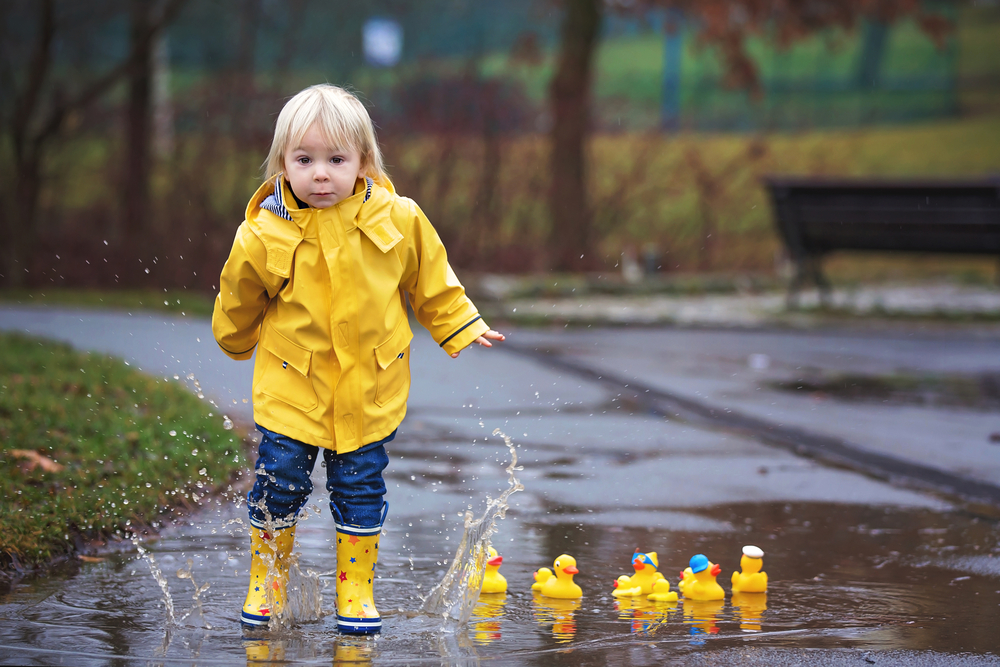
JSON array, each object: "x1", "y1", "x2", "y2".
[
  {"x1": 1, "y1": 404, "x2": 998, "y2": 665},
  {"x1": 771, "y1": 371, "x2": 1000, "y2": 411},
  {"x1": 1, "y1": 491, "x2": 998, "y2": 666}
]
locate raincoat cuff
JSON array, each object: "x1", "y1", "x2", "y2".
[
  {"x1": 217, "y1": 341, "x2": 256, "y2": 361},
  {"x1": 440, "y1": 316, "x2": 489, "y2": 356}
]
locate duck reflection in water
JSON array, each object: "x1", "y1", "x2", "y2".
[
  {"x1": 244, "y1": 639, "x2": 285, "y2": 665},
  {"x1": 682, "y1": 598, "x2": 724, "y2": 644},
  {"x1": 333, "y1": 635, "x2": 375, "y2": 666},
  {"x1": 614, "y1": 595, "x2": 673, "y2": 634},
  {"x1": 731, "y1": 591, "x2": 767, "y2": 632},
  {"x1": 470, "y1": 592, "x2": 507, "y2": 645},
  {"x1": 532, "y1": 593, "x2": 581, "y2": 643}
]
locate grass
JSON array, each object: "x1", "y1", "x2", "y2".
[
  {"x1": 0, "y1": 289, "x2": 216, "y2": 318},
  {"x1": 0, "y1": 332, "x2": 246, "y2": 571}
]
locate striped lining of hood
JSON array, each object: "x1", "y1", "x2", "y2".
[{"x1": 261, "y1": 175, "x2": 373, "y2": 222}]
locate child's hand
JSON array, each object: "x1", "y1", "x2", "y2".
[{"x1": 450, "y1": 330, "x2": 505, "y2": 358}]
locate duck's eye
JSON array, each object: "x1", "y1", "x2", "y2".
[{"x1": 554, "y1": 560, "x2": 561, "y2": 568}]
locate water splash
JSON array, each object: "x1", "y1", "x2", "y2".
[
  {"x1": 132, "y1": 537, "x2": 175, "y2": 625},
  {"x1": 417, "y1": 429, "x2": 523, "y2": 629},
  {"x1": 244, "y1": 499, "x2": 326, "y2": 631},
  {"x1": 185, "y1": 373, "x2": 205, "y2": 400},
  {"x1": 176, "y1": 559, "x2": 212, "y2": 628},
  {"x1": 222, "y1": 415, "x2": 234, "y2": 430}
]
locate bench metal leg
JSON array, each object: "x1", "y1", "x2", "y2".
[{"x1": 787, "y1": 255, "x2": 830, "y2": 309}]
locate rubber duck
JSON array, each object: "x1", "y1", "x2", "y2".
[
  {"x1": 530, "y1": 567, "x2": 553, "y2": 592},
  {"x1": 731, "y1": 545, "x2": 768, "y2": 593},
  {"x1": 677, "y1": 566, "x2": 695, "y2": 597},
  {"x1": 533, "y1": 554, "x2": 582, "y2": 599},
  {"x1": 612, "y1": 551, "x2": 665, "y2": 597},
  {"x1": 647, "y1": 578, "x2": 679, "y2": 603},
  {"x1": 480, "y1": 547, "x2": 507, "y2": 594},
  {"x1": 680, "y1": 554, "x2": 724, "y2": 601}
]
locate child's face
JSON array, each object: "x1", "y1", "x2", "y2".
[{"x1": 283, "y1": 123, "x2": 362, "y2": 209}]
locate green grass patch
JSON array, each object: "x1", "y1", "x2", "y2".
[
  {"x1": 0, "y1": 332, "x2": 245, "y2": 571},
  {"x1": 0, "y1": 289, "x2": 216, "y2": 318}
]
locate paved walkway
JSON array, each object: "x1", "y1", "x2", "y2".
[{"x1": 0, "y1": 303, "x2": 954, "y2": 514}]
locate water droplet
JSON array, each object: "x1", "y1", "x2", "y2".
[
  {"x1": 222, "y1": 416, "x2": 233, "y2": 430},
  {"x1": 168, "y1": 430, "x2": 177, "y2": 436},
  {"x1": 164, "y1": 300, "x2": 169, "y2": 305},
  {"x1": 144, "y1": 268, "x2": 150, "y2": 274}
]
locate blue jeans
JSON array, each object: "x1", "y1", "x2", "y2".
[{"x1": 247, "y1": 425, "x2": 392, "y2": 529}]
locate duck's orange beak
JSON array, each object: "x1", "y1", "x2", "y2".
[
  {"x1": 633, "y1": 560, "x2": 645, "y2": 570},
  {"x1": 563, "y1": 566, "x2": 579, "y2": 575},
  {"x1": 710, "y1": 563, "x2": 721, "y2": 577},
  {"x1": 487, "y1": 555, "x2": 503, "y2": 567},
  {"x1": 679, "y1": 571, "x2": 685, "y2": 580}
]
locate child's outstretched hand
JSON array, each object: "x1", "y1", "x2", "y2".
[{"x1": 450, "y1": 330, "x2": 505, "y2": 358}]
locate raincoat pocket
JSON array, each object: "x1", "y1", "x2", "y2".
[
  {"x1": 374, "y1": 321, "x2": 413, "y2": 407},
  {"x1": 260, "y1": 325, "x2": 318, "y2": 412}
]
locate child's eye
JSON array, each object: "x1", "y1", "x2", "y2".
[
  {"x1": 297, "y1": 156, "x2": 310, "y2": 165},
  {"x1": 331, "y1": 157, "x2": 343, "y2": 164}
]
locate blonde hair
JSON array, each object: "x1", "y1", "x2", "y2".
[{"x1": 264, "y1": 84, "x2": 387, "y2": 183}]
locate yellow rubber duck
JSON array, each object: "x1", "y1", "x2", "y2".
[
  {"x1": 531, "y1": 567, "x2": 553, "y2": 592},
  {"x1": 731, "y1": 545, "x2": 768, "y2": 593},
  {"x1": 532, "y1": 554, "x2": 582, "y2": 599},
  {"x1": 481, "y1": 547, "x2": 508, "y2": 594},
  {"x1": 612, "y1": 551, "x2": 665, "y2": 598},
  {"x1": 647, "y1": 578, "x2": 679, "y2": 603},
  {"x1": 680, "y1": 554, "x2": 724, "y2": 601},
  {"x1": 677, "y1": 566, "x2": 695, "y2": 597}
]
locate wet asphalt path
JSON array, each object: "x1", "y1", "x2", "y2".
[{"x1": 1, "y1": 305, "x2": 999, "y2": 665}]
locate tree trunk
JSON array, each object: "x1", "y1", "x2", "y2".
[
  {"x1": 547, "y1": 0, "x2": 601, "y2": 272},
  {"x1": 125, "y1": 0, "x2": 155, "y2": 238}
]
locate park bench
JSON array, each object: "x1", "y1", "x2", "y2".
[{"x1": 764, "y1": 176, "x2": 1000, "y2": 306}]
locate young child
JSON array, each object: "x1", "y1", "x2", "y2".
[{"x1": 212, "y1": 84, "x2": 503, "y2": 634}]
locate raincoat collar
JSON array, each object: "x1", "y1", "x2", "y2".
[{"x1": 246, "y1": 175, "x2": 402, "y2": 253}]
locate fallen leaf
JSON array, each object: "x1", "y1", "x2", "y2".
[
  {"x1": 10, "y1": 449, "x2": 65, "y2": 473},
  {"x1": 78, "y1": 555, "x2": 105, "y2": 563}
]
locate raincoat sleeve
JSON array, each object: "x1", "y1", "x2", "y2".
[
  {"x1": 398, "y1": 199, "x2": 489, "y2": 356},
  {"x1": 212, "y1": 222, "x2": 282, "y2": 360}
]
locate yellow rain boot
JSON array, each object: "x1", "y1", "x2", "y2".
[
  {"x1": 335, "y1": 504, "x2": 387, "y2": 634},
  {"x1": 241, "y1": 525, "x2": 295, "y2": 628}
]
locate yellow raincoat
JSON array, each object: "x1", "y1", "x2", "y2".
[{"x1": 212, "y1": 176, "x2": 489, "y2": 453}]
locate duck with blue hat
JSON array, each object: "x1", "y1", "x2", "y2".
[{"x1": 679, "y1": 553, "x2": 725, "y2": 601}]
